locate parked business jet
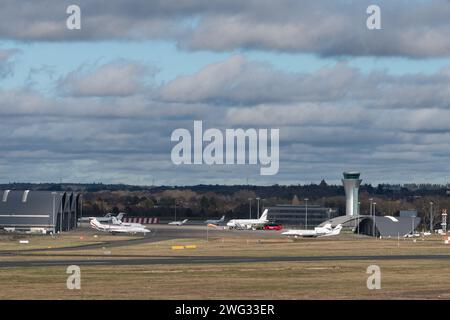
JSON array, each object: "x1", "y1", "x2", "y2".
[
  {"x1": 90, "y1": 218, "x2": 150, "y2": 235},
  {"x1": 282, "y1": 224, "x2": 343, "y2": 238},
  {"x1": 79, "y1": 212, "x2": 125, "y2": 223},
  {"x1": 111, "y1": 216, "x2": 145, "y2": 228},
  {"x1": 227, "y1": 209, "x2": 269, "y2": 230},
  {"x1": 168, "y1": 219, "x2": 188, "y2": 226},
  {"x1": 204, "y1": 215, "x2": 226, "y2": 225}
]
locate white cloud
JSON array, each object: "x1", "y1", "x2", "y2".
[
  {"x1": 1, "y1": 1, "x2": 450, "y2": 57},
  {"x1": 58, "y1": 60, "x2": 153, "y2": 97},
  {"x1": 2, "y1": 55, "x2": 450, "y2": 184}
]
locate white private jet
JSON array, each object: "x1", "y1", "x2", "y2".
[
  {"x1": 79, "y1": 212, "x2": 125, "y2": 223},
  {"x1": 90, "y1": 218, "x2": 150, "y2": 235},
  {"x1": 168, "y1": 219, "x2": 188, "y2": 226},
  {"x1": 204, "y1": 215, "x2": 226, "y2": 225},
  {"x1": 111, "y1": 216, "x2": 145, "y2": 228},
  {"x1": 404, "y1": 232, "x2": 421, "y2": 238},
  {"x1": 227, "y1": 209, "x2": 269, "y2": 230},
  {"x1": 282, "y1": 224, "x2": 343, "y2": 238}
]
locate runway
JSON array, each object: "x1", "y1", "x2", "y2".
[{"x1": 1, "y1": 253, "x2": 450, "y2": 268}]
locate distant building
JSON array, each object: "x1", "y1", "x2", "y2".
[
  {"x1": 0, "y1": 190, "x2": 81, "y2": 233},
  {"x1": 267, "y1": 204, "x2": 338, "y2": 227},
  {"x1": 379, "y1": 184, "x2": 402, "y2": 192},
  {"x1": 399, "y1": 210, "x2": 417, "y2": 218}
]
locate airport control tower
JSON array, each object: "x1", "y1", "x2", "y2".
[{"x1": 342, "y1": 172, "x2": 362, "y2": 216}]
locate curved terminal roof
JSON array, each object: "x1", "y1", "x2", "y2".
[{"x1": 320, "y1": 214, "x2": 421, "y2": 237}]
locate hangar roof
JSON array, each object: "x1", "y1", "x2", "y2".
[{"x1": 0, "y1": 190, "x2": 75, "y2": 215}]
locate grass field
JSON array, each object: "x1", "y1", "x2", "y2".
[{"x1": 0, "y1": 229, "x2": 449, "y2": 299}]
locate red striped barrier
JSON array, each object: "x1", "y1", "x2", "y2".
[{"x1": 122, "y1": 217, "x2": 160, "y2": 224}]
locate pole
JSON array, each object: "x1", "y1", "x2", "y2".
[
  {"x1": 304, "y1": 198, "x2": 309, "y2": 229},
  {"x1": 369, "y1": 198, "x2": 374, "y2": 236},
  {"x1": 256, "y1": 197, "x2": 260, "y2": 219},
  {"x1": 373, "y1": 202, "x2": 376, "y2": 238},
  {"x1": 60, "y1": 197, "x2": 63, "y2": 234},
  {"x1": 80, "y1": 194, "x2": 83, "y2": 228},
  {"x1": 248, "y1": 198, "x2": 252, "y2": 219},
  {"x1": 52, "y1": 192, "x2": 56, "y2": 234},
  {"x1": 429, "y1": 202, "x2": 434, "y2": 232},
  {"x1": 357, "y1": 201, "x2": 361, "y2": 235},
  {"x1": 442, "y1": 210, "x2": 447, "y2": 234}
]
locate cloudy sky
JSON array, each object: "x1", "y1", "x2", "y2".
[{"x1": 1, "y1": 0, "x2": 450, "y2": 185}]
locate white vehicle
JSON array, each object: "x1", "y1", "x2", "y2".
[
  {"x1": 168, "y1": 219, "x2": 188, "y2": 226},
  {"x1": 90, "y1": 218, "x2": 150, "y2": 235},
  {"x1": 282, "y1": 224, "x2": 343, "y2": 238},
  {"x1": 3, "y1": 227, "x2": 47, "y2": 234},
  {"x1": 205, "y1": 215, "x2": 225, "y2": 225},
  {"x1": 79, "y1": 212, "x2": 125, "y2": 223},
  {"x1": 227, "y1": 209, "x2": 269, "y2": 230}
]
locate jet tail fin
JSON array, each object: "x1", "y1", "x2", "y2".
[
  {"x1": 331, "y1": 224, "x2": 343, "y2": 235},
  {"x1": 111, "y1": 217, "x2": 120, "y2": 225},
  {"x1": 90, "y1": 218, "x2": 102, "y2": 229},
  {"x1": 259, "y1": 209, "x2": 268, "y2": 221},
  {"x1": 323, "y1": 223, "x2": 332, "y2": 230}
]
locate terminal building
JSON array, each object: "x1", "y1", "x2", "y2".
[
  {"x1": 0, "y1": 190, "x2": 81, "y2": 233},
  {"x1": 267, "y1": 204, "x2": 338, "y2": 227}
]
